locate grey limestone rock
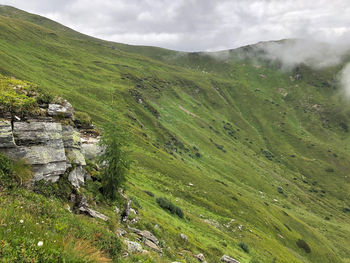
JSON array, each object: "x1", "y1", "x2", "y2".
[
  {"x1": 221, "y1": 255, "x2": 241, "y2": 263},
  {"x1": 68, "y1": 166, "x2": 86, "y2": 188},
  {"x1": 48, "y1": 100, "x2": 74, "y2": 118},
  {"x1": 0, "y1": 120, "x2": 15, "y2": 148}
]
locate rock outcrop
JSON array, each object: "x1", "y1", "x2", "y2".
[{"x1": 0, "y1": 99, "x2": 97, "y2": 187}]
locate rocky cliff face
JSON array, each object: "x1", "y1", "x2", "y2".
[{"x1": 0, "y1": 100, "x2": 100, "y2": 187}]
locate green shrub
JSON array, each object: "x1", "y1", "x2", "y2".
[
  {"x1": 342, "y1": 207, "x2": 350, "y2": 213},
  {"x1": 296, "y1": 239, "x2": 311, "y2": 253},
  {"x1": 75, "y1": 111, "x2": 92, "y2": 128},
  {"x1": 36, "y1": 88, "x2": 54, "y2": 104},
  {"x1": 0, "y1": 152, "x2": 14, "y2": 187},
  {"x1": 144, "y1": 190, "x2": 155, "y2": 197},
  {"x1": 277, "y1": 186, "x2": 284, "y2": 194},
  {"x1": 239, "y1": 242, "x2": 250, "y2": 253},
  {"x1": 156, "y1": 197, "x2": 184, "y2": 218}
]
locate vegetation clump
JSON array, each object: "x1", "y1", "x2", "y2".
[
  {"x1": 74, "y1": 111, "x2": 93, "y2": 128},
  {"x1": 0, "y1": 74, "x2": 55, "y2": 118},
  {"x1": 0, "y1": 76, "x2": 37, "y2": 116},
  {"x1": 296, "y1": 239, "x2": 311, "y2": 253},
  {"x1": 0, "y1": 152, "x2": 14, "y2": 188},
  {"x1": 156, "y1": 197, "x2": 184, "y2": 218},
  {"x1": 0, "y1": 153, "x2": 32, "y2": 188},
  {"x1": 239, "y1": 242, "x2": 250, "y2": 253}
]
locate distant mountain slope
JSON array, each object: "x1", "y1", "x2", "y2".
[{"x1": 0, "y1": 5, "x2": 350, "y2": 263}]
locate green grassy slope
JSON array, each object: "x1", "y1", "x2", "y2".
[{"x1": 0, "y1": 5, "x2": 350, "y2": 263}]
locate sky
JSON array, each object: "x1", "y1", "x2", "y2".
[{"x1": 1, "y1": 0, "x2": 350, "y2": 52}]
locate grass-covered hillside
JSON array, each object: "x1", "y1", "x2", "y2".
[{"x1": 0, "y1": 5, "x2": 350, "y2": 263}]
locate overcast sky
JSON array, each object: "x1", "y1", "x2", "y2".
[{"x1": 1, "y1": 0, "x2": 350, "y2": 51}]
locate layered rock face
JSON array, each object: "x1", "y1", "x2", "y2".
[{"x1": 0, "y1": 101, "x2": 99, "y2": 187}]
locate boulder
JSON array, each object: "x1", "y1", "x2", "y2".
[
  {"x1": 144, "y1": 239, "x2": 161, "y2": 252},
  {"x1": 129, "y1": 228, "x2": 159, "y2": 245},
  {"x1": 125, "y1": 240, "x2": 143, "y2": 253},
  {"x1": 31, "y1": 161, "x2": 67, "y2": 182},
  {"x1": 81, "y1": 137, "x2": 103, "y2": 160},
  {"x1": 48, "y1": 100, "x2": 73, "y2": 118},
  {"x1": 78, "y1": 206, "x2": 109, "y2": 221},
  {"x1": 68, "y1": 166, "x2": 86, "y2": 188},
  {"x1": 221, "y1": 255, "x2": 240, "y2": 263},
  {"x1": 76, "y1": 195, "x2": 109, "y2": 221},
  {"x1": 0, "y1": 120, "x2": 15, "y2": 148}
]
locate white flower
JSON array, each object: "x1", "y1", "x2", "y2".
[
  {"x1": 37, "y1": 241, "x2": 44, "y2": 247},
  {"x1": 19, "y1": 220, "x2": 24, "y2": 224}
]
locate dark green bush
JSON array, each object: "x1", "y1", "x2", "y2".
[
  {"x1": 296, "y1": 239, "x2": 311, "y2": 253},
  {"x1": 0, "y1": 152, "x2": 14, "y2": 187},
  {"x1": 33, "y1": 175, "x2": 73, "y2": 200},
  {"x1": 144, "y1": 190, "x2": 155, "y2": 197},
  {"x1": 262, "y1": 149, "x2": 274, "y2": 160},
  {"x1": 277, "y1": 186, "x2": 284, "y2": 194},
  {"x1": 342, "y1": 207, "x2": 350, "y2": 213},
  {"x1": 239, "y1": 242, "x2": 250, "y2": 253},
  {"x1": 156, "y1": 197, "x2": 184, "y2": 218}
]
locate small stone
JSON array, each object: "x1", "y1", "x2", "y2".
[
  {"x1": 116, "y1": 228, "x2": 127, "y2": 237},
  {"x1": 196, "y1": 253, "x2": 206, "y2": 262},
  {"x1": 180, "y1": 233, "x2": 188, "y2": 242}
]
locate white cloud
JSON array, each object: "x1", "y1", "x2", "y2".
[{"x1": 1, "y1": 0, "x2": 350, "y2": 51}]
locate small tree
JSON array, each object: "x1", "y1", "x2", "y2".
[{"x1": 99, "y1": 110, "x2": 130, "y2": 201}]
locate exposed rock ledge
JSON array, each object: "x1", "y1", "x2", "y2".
[{"x1": 0, "y1": 101, "x2": 101, "y2": 187}]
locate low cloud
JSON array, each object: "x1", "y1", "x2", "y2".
[
  {"x1": 341, "y1": 64, "x2": 350, "y2": 98},
  {"x1": 257, "y1": 39, "x2": 350, "y2": 70}
]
